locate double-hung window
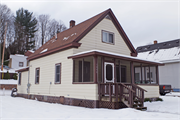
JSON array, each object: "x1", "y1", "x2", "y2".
[
  {"x1": 102, "y1": 31, "x2": 114, "y2": 44},
  {"x1": 55, "y1": 63, "x2": 61, "y2": 83},
  {"x1": 35, "y1": 68, "x2": 40, "y2": 84}
]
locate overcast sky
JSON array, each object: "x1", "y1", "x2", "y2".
[{"x1": 1, "y1": 0, "x2": 180, "y2": 48}]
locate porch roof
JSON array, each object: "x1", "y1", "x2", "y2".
[{"x1": 68, "y1": 50, "x2": 164, "y2": 65}]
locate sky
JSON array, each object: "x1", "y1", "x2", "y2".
[{"x1": 1, "y1": 0, "x2": 180, "y2": 48}]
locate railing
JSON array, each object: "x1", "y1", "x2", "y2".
[
  {"x1": 124, "y1": 83, "x2": 147, "y2": 103},
  {"x1": 98, "y1": 83, "x2": 135, "y2": 107}
]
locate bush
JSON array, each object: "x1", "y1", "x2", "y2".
[
  {"x1": 144, "y1": 98, "x2": 152, "y2": 102},
  {"x1": 4, "y1": 71, "x2": 10, "y2": 79},
  {"x1": 13, "y1": 73, "x2": 18, "y2": 80},
  {"x1": 156, "y1": 97, "x2": 163, "y2": 101}
]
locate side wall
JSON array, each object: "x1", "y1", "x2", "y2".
[
  {"x1": 138, "y1": 85, "x2": 159, "y2": 98},
  {"x1": 17, "y1": 71, "x2": 28, "y2": 94},
  {"x1": 18, "y1": 49, "x2": 98, "y2": 100},
  {"x1": 159, "y1": 62, "x2": 180, "y2": 90},
  {"x1": 73, "y1": 18, "x2": 131, "y2": 56}
]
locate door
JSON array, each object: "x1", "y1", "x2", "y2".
[{"x1": 104, "y1": 62, "x2": 114, "y2": 83}]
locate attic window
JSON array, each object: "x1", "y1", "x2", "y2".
[
  {"x1": 176, "y1": 40, "x2": 179, "y2": 43},
  {"x1": 102, "y1": 30, "x2": 114, "y2": 44}
]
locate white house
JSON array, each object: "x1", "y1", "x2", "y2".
[{"x1": 137, "y1": 39, "x2": 180, "y2": 92}]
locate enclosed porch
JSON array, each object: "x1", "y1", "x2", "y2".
[{"x1": 68, "y1": 50, "x2": 162, "y2": 109}]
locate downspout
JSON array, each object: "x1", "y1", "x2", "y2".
[{"x1": 27, "y1": 60, "x2": 31, "y2": 96}]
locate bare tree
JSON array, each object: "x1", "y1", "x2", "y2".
[
  {"x1": 0, "y1": 4, "x2": 14, "y2": 59},
  {"x1": 48, "y1": 19, "x2": 67, "y2": 39},
  {"x1": 38, "y1": 14, "x2": 50, "y2": 45}
]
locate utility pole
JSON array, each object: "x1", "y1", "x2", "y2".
[{"x1": 1, "y1": 22, "x2": 7, "y2": 79}]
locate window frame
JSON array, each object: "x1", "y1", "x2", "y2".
[
  {"x1": 102, "y1": 30, "x2": 115, "y2": 44},
  {"x1": 19, "y1": 62, "x2": 24, "y2": 67},
  {"x1": 55, "y1": 63, "x2": 61, "y2": 84},
  {"x1": 35, "y1": 67, "x2": 40, "y2": 84},
  {"x1": 18, "y1": 72, "x2": 21, "y2": 85}
]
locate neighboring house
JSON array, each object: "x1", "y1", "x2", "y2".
[
  {"x1": 16, "y1": 9, "x2": 162, "y2": 109},
  {"x1": 136, "y1": 39, "x2": 180, "y2": 92},
  {"x1": 8, "y1": 54, "x2": 27, "y2": 69},
  {"x1": 8, "y1": 50, "x2": 34, "y2": 69}
]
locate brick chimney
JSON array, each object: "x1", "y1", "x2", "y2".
[
  {"x1": 70, "y1": 20, "x2": 75, "y2": 28},
  {"x1": 154, "y1": 40, "x2": 158, "y2": 44}
]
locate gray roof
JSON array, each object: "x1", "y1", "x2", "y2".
[{"x1": 136, "y1": 39, "x2": 180, "y2": 53}]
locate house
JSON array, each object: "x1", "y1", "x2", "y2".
[
  {"x1": 16, "y1": 9, "x2": 163, "y2": 109},
  {"x1": 136, "y1": 39, "x2": 180, "y2": 92},
  {"x1": 8, "y1": 50, "x2": 34, "y2": 70}
]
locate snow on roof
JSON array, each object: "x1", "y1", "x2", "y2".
[
  {"x1": 0, "y1": 68, "x2": 17, "y2": 73},
  {"x1": 28, "y1": 50, "x2": 34, "y2": 53},
  {"x1": 70, "y1": 49, "x2": 162, "y2": 64},
  {"x1": 0, "y1": 79, "x2": 17, "y2": 85},
  {"x1": 40, "y1": 48, "x2": 48, "y2": 53},
  {"x1": 63, "y1": 33, "x2": 76, "y2": 41},
  {"x1": 137, "y1": 47, "x2": 180, "y2": 63}
]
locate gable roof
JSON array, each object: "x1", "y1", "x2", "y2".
[{"x1": 28, "y1": 8, "x2": 137, "y2": 61}]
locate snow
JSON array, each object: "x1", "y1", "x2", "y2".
[
  {"x1": 0, "y1": 79, "x2": 17, "y2": 85},
  {"x1": 0, "y1": 90, "x2": 179, "y2": 120},
  {"x1": 63, "y1": 36, "x2": 70, "y2": 40},
  {"x1": 40, "y1": 48, "x2": 48, "y2": 53},
  {"x1": 0, "y1": 68, "x2": 16, "y2": 73},
  {"x1": 28, "y1": 50, "x2": 34, "y2": 53},
  {"x1": 63, "y1": 33, "x2": 76, "y2": 40},
  {"x1": 137, "y1": 47, "x2": 180, "y2": 63},
  {"x1": 70, "y1": 49, "x2": 162, "y2": 64}
]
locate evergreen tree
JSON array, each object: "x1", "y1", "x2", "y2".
[
  {"x1": 14, "y1": 8, "x2": 38, "y2": 53},
  {"x1": 4, "y1": 71, "x2": 10, "y2": 79}
]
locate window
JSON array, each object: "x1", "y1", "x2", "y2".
[
  {"x1": 147, "y1": 72, "x2": 153, "y2": 78},
  {"x1": 55, "y1": 63, "x2": 61, "y2": 83},
  {"x1": 102, "y1": 31, "x2": 114, "y2": 44},
  {"x1": 18, "y1": 73, "x2": 21, "y2": 85},
  {"x1": 35, "y1": 68, "x2": 40, "y2": 84},
  {"x1": 73, "y1": 57, "x2": 93, "y2": 83},
  {"x1": 19, "y1": 62, "x2": 23, "y2": 67}
]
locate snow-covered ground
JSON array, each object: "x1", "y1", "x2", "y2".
[{"x1": 0, "y1": 91, "x2": 180, "y2": 120}]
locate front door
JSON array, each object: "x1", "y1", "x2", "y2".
[{"x1": 104, "y1": 62, "x2": 114, "y2": 83}]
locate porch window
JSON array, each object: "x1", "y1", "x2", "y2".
[
  {"x1": 73, "y1": 57, "x2": 93, "y2": 83},
  {"x1": 55, "y1": 63, "x2": 61, "y2": 83},
  {"x1": 102, "y1": 31, "x2": 114, "y2": 44},
  {"x1": 18, "y1": 73, "x2": 21, "y2": 85},
  {"x1": 35, "y1": 68, "x2": 40, "y2": 84},
  {"x1": 134, "y1": 66, "x2": 157, "y2": 84}
]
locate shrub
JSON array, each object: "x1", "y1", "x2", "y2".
[
  {"x1": 4, "y1": 71, "x2": 10, "y2": 79},
  {"x1": 156, "y1": 97, "x2": 163, "y2": 101},
  {"x1": 144, "y1": 98, "x2": 152, "y2": 102},
  {"x1": 13, "y1": 73, "x2": 18, "y2": 80}
]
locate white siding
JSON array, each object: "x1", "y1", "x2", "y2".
[
  {"x1": 27, "y1": 49, "x2": 97, "y2": 100},
  {"x1": 10, "y1": 55, "x2": 27, "y2": 69},
  {"x1": 17, "y1": 71, "x2": 28, "y2": 94},
  {"x1": 138, "y1": 85, "x2": 159, "y2": 98},
  {"x1": 159, "y1": 62, "x2": 180, "y2": 89},
  {"x1": 73, "y1": 18, "x2": 131, "y2": 56}
]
